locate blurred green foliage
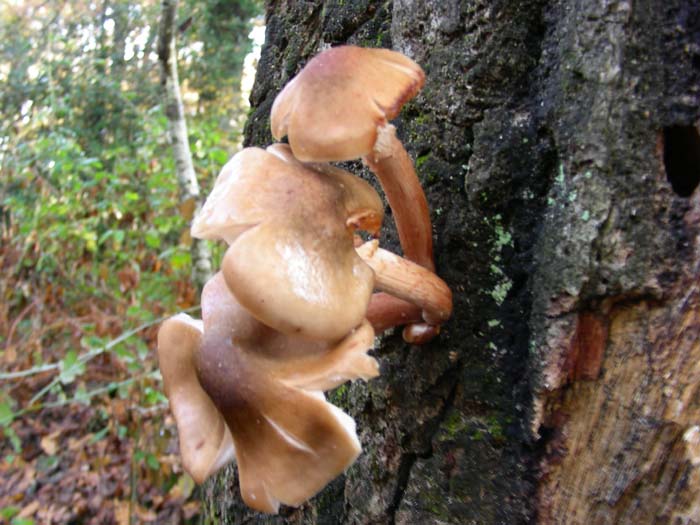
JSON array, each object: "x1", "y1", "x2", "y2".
[
  {"x1": 0, "y1": 0, "x2": 261, "y2": 516},
  {"x1": 1, "y1": 0, "x2": 260, "y2": 352}
]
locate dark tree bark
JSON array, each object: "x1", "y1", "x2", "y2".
[{"x1": 202, "y1": 1, "x2": 700, "y2": 523}]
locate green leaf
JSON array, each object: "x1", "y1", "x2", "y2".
[
  {"x1": 81, "y1": 335, "x2": 106, "y2": 349},
  {"x1": 5, "y1": 427, "x2": 22, "y2": 453},
  {"x1": 146, "y1": 453, "x2": 160, "y2": 470},
  {"x1": 145, "y1": 229, "x2": 161, "y2": 249},
  {"x1": 36, "y1": 455, "x2": 60, "y2": 472},
  {"x1": 126, "y1": 305, "x2": 152, "y2": 320},
  {"x1": 89, "y1": 427, "x2": 110, "y2": 444},
  {"x1": 78, "y1": 157, "x2": 103, "y2": 169},
  {"x1": 143, "y1": 387, "x2": 167, "y2": 406},
  {"x1": 114, "y1": 345, "x2": 136, "y2": 363},
  {"x1": 12, "y1": 517, "x2": 35, "y2": 525},
  {"x1": 210, "y1": 148, "x2": 229, "y2": 165},
  {"x1": 0, "y1": 402, "x2": 15, "y2": 427},
  {"x1": 73, "y1": 385, "x2": 90, "y2": 405},
  {"x1": 135, "y1": 339, "x2": 149, "y2": 360},
  {"x1": 127, "y1": 360, "x2": 144, "y2": 372},
  {"x1": 0, "y1": 506, "x2": 20, "y2": 520},
  {"x1": 117, "y1": 382, "x2": 131, "y2": 399},
  {"x1": 169, "y1": 250, "x2": 190, "y2": 270},
  {"x1": 59, "y1": 350, "x2": 86, "y2": 384},
  {"x1": 98, "y1": 229, "x2": 114, "y2": 245}
]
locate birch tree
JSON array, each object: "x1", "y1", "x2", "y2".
[{"x1": 157, "y1": 0, "x2": 212, "y2": 292}]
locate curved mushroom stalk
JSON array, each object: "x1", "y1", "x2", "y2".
[
  {"x1": 196, "y1": 334, "x2": 361, "y2": 514},
  {"x1": 157, "y1": 314, "x2": 235, "y2": 483},
  {"x1": 356, "y1": 240, "x2": 452, "y2": 327},
  {"x1": 365, "y1": 292, "x2": 441, "y2": 344},
  {"x1": 364, "y1": 125, "x2": 434, "y2": 271},
  {"x1": 270, "y1": 45, "x2": 435, "y2": 270},
  {"x1": 366, "y1": 292, "x2": 422, "y2": 333}
]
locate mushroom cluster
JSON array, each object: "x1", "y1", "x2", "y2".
[{"x1": 157, "y1": 46, "x2": 452, "y2": 514}]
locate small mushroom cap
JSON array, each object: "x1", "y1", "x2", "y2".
[
  {"x1": 190, "y1": 148, "x2": 281, "y2": 244},
  {"x1": 255, "y1": 319, "x2": 378, "y2": 391},
  {"x1": 192, "y1": 147, "x2": 381, "y2": 341},
  {"x1": 267, "y1": 144, "x2": 384, "y2": 235},
  {"x1": 203, "y1": 359, "x2": 361, "y2": 514},
  {"x1": 270, "y1": 45, "x2": 425, "y2": 162},
  {"x1": 192, "y1": 146, "x2": 383, "y2": 242},
  {"x1": 234, "y1": 390, "x2": 361, "y2": 513},
  {"x1": 157, "y1": 314, "x2": 235, "y2": 483}
]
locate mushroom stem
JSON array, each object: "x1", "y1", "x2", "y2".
[
  {"x1": 363, "y1": 124, "x2": 435, "y2": 271},
  {"x1": 366, "y1": 293, "x2": 440, "y2": 344},
  {"x1": 366, "y1": 292, "x2": 422, "y2": 333},
  {"x1": 356, "y1": 240, "x2": 451, "y2": 326},
  {"x1": 402, "y1": 323, "x2": 441, "y2": 345}
]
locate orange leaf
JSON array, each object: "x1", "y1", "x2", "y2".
[
  {"x1": 179, "y1": 197, "x2": 196, "y2": 221},
  {"x1": 18, "y1": 500, "x2": 40, "y2": 518},
  {"x1": 179, "y1": 227, "x2": 192, "y2": 247},
  {"x1": 40, "y1": 431, "x2": 60, "y2": 455},
  {"x1": 134, "y1": 504, "x2": 157, "y2": 522},
  {"x1": 113, "y1": 500, "x2": 130, "y2": 525}
]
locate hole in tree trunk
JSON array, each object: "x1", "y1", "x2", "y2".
[{"x1": 663, "y1": 125, "x2": 700, "y2": 197}]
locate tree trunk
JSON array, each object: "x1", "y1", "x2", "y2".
[
  {"x1": 157, "y1": 0, "x2": 212, "y2": 292},
  {"x1": 111, "y1": 0, "x2": 128, "y2": 80},
  {"x1": 202, "y1": 1, "x2": 700, "y2": 523}
]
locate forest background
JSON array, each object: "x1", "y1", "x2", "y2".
[
  {"x1": 3, "y1": 0, "x2": 700, "y2": 524},
  {"x1": 0, "y1": 1, "x2": 262, "y2": 523}
]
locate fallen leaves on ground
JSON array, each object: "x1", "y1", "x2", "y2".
[{"x1": 0, "y1": 264, "x2": 202, "y2": 524}]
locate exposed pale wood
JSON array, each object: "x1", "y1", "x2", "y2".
[{"x1": 538, "y1": 194, "x2": 700, "y2": 524}]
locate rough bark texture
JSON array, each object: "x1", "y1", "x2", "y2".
[
  {"x1": 202, "y1": 0, "x2": 700, "y2": 523},
  {"x1": 157, "y1": 0, "x2": 213, "y2": 292}
]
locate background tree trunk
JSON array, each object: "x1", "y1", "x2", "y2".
[
  {"x1": 157, "y1": 0, "x2": 213, "y2": 293},
  {"x1": 202, "y1": 0, "x2": 700, "y2": 523}
]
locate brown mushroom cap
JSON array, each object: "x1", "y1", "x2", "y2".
[
  {"x1": 270, "y1": 46, "x2": 425, "y2": 162},
  {"x1": 192, "y1": 147, "x2": 382, "y2": 341},
  {"x1": 266, "y1": 143, "x2": 384, "y2": 235},
  {"x1": 202, "y1": 272, "x2": 379, "y2": 389},
  {"x1": 157, "y1": 314, "x2": 234, "y2": 483},
  {"x1": 196, "y1": 273, "x2": 377, "y2": 513}
]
